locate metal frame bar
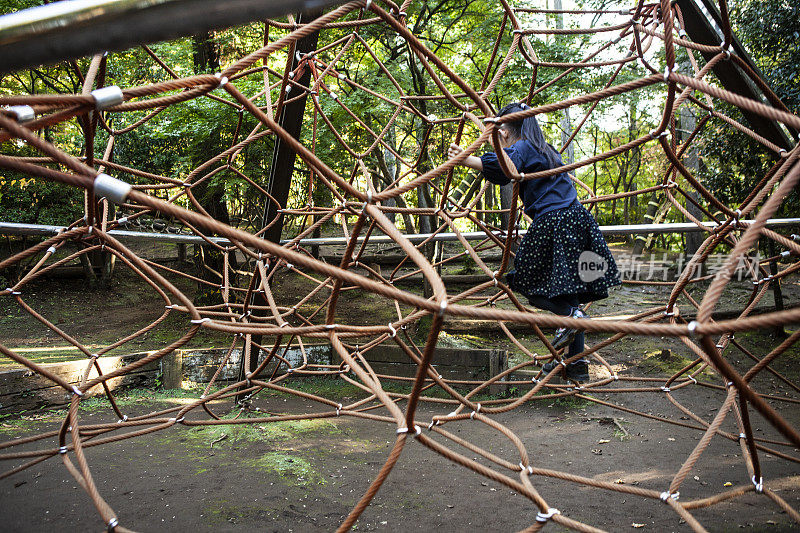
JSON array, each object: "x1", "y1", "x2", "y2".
[
  {"x1": 2, "y1": 219, "x2": 798, "y2": 247},
  {"x1": 676, "y1": 0, "x2": 795, "y2": 149},
  {"x1": 0, "y1": 0, "x2": 346, "y2": 72}
]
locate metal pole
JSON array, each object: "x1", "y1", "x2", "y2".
[
  {"x1": 3, "y1": 219, "x2": 799, "y2": 246},
  {"x1": 0, "y1": 0, "x2": 346, "y2": 72}
]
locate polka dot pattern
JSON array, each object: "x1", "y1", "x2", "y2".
[{"x1": 506, "y1": 201, "x2": 620, "y2": 303}]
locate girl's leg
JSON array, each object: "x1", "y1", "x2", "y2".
[
  {"x1": 531, "y1": 294, "x2": 590, "y2": 380},
  {"x1": 549, "y1": 294, "x2": 585, "y2": 358},
  {"x1": 527, "y1": 295, "x2": 572, "y2": 316}
]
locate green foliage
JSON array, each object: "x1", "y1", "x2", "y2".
[
  {"x1": 697, "y1": 0, "x2": 800, "y2": 216},
  {"x1": 0, "y1": 0, "x2": 797, "y2": 236}
]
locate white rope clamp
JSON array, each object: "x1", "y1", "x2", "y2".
[
  {"x1": 107, "y1": 517, "x2": 119, "y2": 531},
  {"x1": 94, "y1": 173, "x2": 132, "y2": 205},
  {"x1": 117, "y1": 415, "x2": 129, "y2": 423},
  {"x1": 336, "y1": 403, "x2": 342, "y2": 416},
  {"x1": 214, "y1": 73, "x2": 229, "y2": 87},
  {"x1": 738, "y1": 433, "x2": 746, "y2": 440},
  {"x1": 190, "y1": 318, "x2": 211, "y2": 324},
  {"x1": 46, "y1": 246, "x2": 57, "y2": 254},
  {"x1": 663, "y1": 65, "x2": 674, "y2": 82},
  {"x1": 721, "y1": 43, "x2": 732, "y2": 60},
  {"x1": 437, "y1": 300, "x2": 448, "y2": 317},
  {"x1": 536, "y1": 508, "x2": 560, "y2": 523},
  {"x1": 59, "y1": 446, "x2": 68, "y2": 455},
  {"x1": 661, "y1": 386, "x2": 671, "y2": 393},
  {"x1": 660, "y1": 491, "x2": 680, "y2": 502},
  {"x1": 5, "y1": 288, "x2": 21, "y2": 295},
  {"x1": 781, "y1": 250, "x2": 791, "y2": 258},
  {"x1": 71, "y1": 385, "x2": 84, "y2": 397},
  {"x1": 388, "y1": 323, "x2": 397, "y2": 338},
  {"x1": 492, "y1": 271, "x2": 500, "y2": 286},
  {"x1": 169, "y1": 416, "x2": 185, "y2": 423},
  {"x1": 687, "y1": 375, "x2": 697, "y2": 384},
  {"x1": 396, "y1": 425, "x2": 421, "y2": 436},
  {"x1": 91, "y1": 86, "x2": 123, "y2": 110},
  {"x1": 752, "y1": 476, "x2": 763, "y2": 493},
  {"x1": 362, "y1": 190, "x2": 373, "y2": 213},
  {"x1": 364, "y1": 0, "x2": 372, "y2": 9},
  {"x1": 7, "y1": 105, "x2": 35, "y2": 122},
  {"x1": 687, "y1": 321, "x2": 699, "y2": 338},
  {"x1": 117, "y1": 217, "x2": 128, "y2": 225}
]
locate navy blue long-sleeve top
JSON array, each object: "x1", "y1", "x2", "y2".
[{"x1": 480, "y1": 139, "x2": 577, "y2": 220}]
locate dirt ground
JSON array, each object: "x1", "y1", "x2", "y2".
[
  {"x1": 1, "y1": 245, "x2": 800, "y2": 531},
  {"x1": 1, "y1": 373, "x2": 799, "y2": 532}
]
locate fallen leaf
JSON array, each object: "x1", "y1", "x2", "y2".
[
  {"x1": 591, "y1": 448, "x2": 603, "y2": 455},
  {"x1": 667, "y1": 437, "x2": 675, "y2": 441},
  {"x1": 693, "y1": 476, "x2": 700, "y2": 481},
  {"x1": 598, "y1": 439, "x2": 611, "y2": 444},
  {"x1": 632, "y1": 523, "x2": 645, "y2": 528},
  {"x1": 614, "y1": 478, "x2": 625, "y2": 484},
  {"x1": 724, "y1": 482, "x2": 733, "y2": 487}
]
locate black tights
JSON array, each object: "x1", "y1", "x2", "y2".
[{"x1": 527, "y1": 294, "x2": 585, "y2": 359}]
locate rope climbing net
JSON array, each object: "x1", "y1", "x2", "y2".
[{"x1": 1, "y1": 0, "x2": 800, "y2": 530}]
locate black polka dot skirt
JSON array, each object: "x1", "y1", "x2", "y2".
[{"x1": 506, "y1": 201, "x2": 620, "y2": 304}]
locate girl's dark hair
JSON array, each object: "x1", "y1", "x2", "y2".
[{"x1": 496, "y1": 102, "x2": 564, "y2": 170}]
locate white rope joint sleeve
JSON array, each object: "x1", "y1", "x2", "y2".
[
  {"x1": 660, "y1": 491, "x2": 680, "y2": 502},
  {"x1": 190, "y1": 318, "x2": 211, "y2": 324},
  {"x1": 388, "y1": 323, "x2": 397, "y2": 338},
  {"x1": 536, "y1": 508, "x2": 560, "y2": 522},
  {"x1": 214, "y1": 73, "x2": 229, "y2": 87},
  {"x1": 94, "y1": 173, "x2": 132, "y2": 204},
  {"x1": 437, "y1": 300, "x2": 448, "y2": 317},
  {"x1": 91, "y1": 86, "x2": 124, "y2": 110},
  {"x1": 7, "y1": 105, "x2": 35, "y2": 122},
  {"x1": 687, "y1": 321, "x2": 699, "y2": 337},
  {"x1": 107, "y1": 517, "x2": 119, "y2": 531},
  {"x1": 752, "y1": 476, "x2": 763, "y2": 493}
]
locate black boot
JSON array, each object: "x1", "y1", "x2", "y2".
[{"x1": 542, "y1": 359, "x2": 590, "y2": 382}]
